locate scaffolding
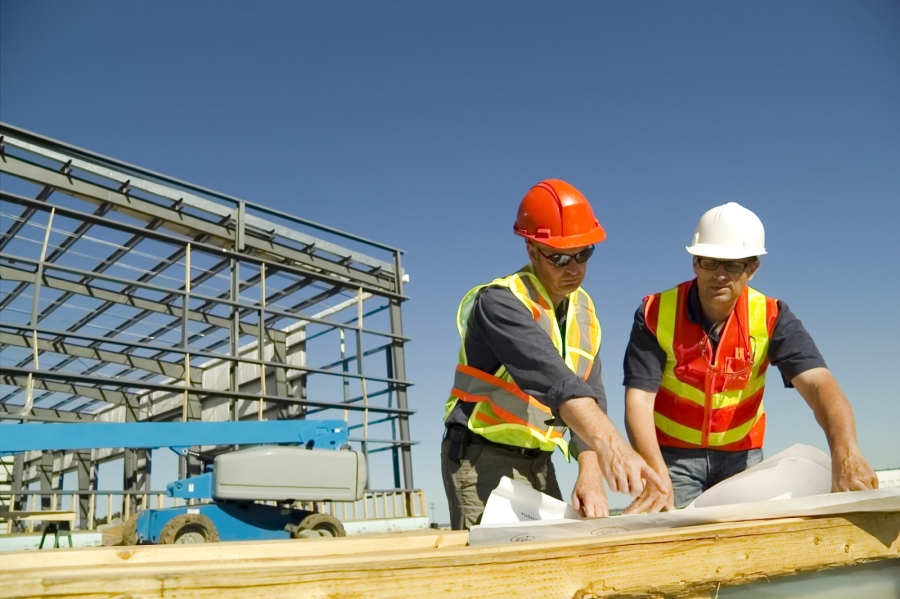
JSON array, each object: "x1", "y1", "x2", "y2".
[{"x1": 0, "y1": 122, "x2": 415, "y2": 524}]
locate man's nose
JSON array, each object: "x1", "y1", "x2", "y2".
[{"x1": 564, "y1": 260, "x2": 582, "y2": 274}]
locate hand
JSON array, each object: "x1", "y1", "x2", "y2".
[
  {"x1": 832, "y1": 446, "x2": 879, "y2": 492},
  {"x1": 556, "y1": 396, "x2": 666, "y2": 497},
  {"x1": 572, "y1": 451, "x2": 609, "y2": 518},
  {"x1": 622, "y1": 470, "x2": 674, "y2": 515},
  {"x1": 791, "y1": 368, "x2": 878, "y2": 493},
  {"x1": 596, "y1": 435, "x2": 667, "y2": 497}
]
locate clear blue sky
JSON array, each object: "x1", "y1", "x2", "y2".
[{"x1": 2, "y1": 1, "x2": 898, "y2": 524}]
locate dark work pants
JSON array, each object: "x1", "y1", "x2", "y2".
[{"x1": 441, "y1": 436, "x2": 561, "y2": 530}]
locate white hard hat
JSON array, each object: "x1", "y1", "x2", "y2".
[{"x1": 685, "y1": 202, "x2": 767, "y2": 260}]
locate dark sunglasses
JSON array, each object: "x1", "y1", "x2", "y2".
[
  {"x1": 535, "y1": 245, "x2": 595, "y2": 267},
  {"x1": 695, "y1": 257, "x2": 752, "y2": 274}
]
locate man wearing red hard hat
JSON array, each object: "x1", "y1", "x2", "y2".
[{"x1": 441, "y1": 179, "x2": 665, "y2": 530}]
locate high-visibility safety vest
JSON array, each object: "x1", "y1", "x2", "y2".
[
  {"x1": 444, "y1": 266, "x2": 602, "y2": 460},
  {"x1": 645, "y1": 281, "x2": 779, "y2": 450}
]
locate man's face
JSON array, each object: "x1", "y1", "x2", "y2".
[
  {"x1": 692, "y1": 256, "x2": 759, "y2": 310},
  {"x1": 526, "y1": 241, "x2": 591, "y2": 303}
]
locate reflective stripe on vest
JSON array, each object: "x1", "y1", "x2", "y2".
[
  {"x1": 451, "y1": 364, "x2": 564, "y2": 440},
  {"x1": 651, "y1": 282, "x2": 777, "y2": 450},
  {"x1": 445, "y1": 267, "x2": 601, "y2": 457}
]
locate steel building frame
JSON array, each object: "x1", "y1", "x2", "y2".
[{"x1": 0, "y1": 122, "x2": 415, "y2": 523}]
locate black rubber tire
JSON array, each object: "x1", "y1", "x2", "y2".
[
  {"x1": 291, "y1": 513, "x2": 346, "y2": 539},
  {"x1": 121, "y1": 512, "x2": 140, "y2": 546},
  {"x1": 159, "y1": 513, "x2": 220, "y2": 544}
]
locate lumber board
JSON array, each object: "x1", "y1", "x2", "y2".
[
  {"x1": 2, "y1": 512, "x2": 898, "y2": 599},
  {"x1": 2, "y1": 528, "x2": 470, "y2": 570},
  {"x1": 0, "y1": 511, "x2": 77, "y2": 523}
]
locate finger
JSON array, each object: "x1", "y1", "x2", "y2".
[
  {"x1": 571, "y1": 493, "x2": 582, "y2": 512},
  {"x1": 622, "y1": 497, "x2": 646, "y2": 515},
  {"x1": 835, "y1": 474, "x2": 867, "y2": 492},
  {"x1": 628, "y1": 469, "x2": 645, "y2": 497},
  {"x1": 606, "y1": 471, "x2": 624, "y2": 494},
  {"x1": 623, "y1": 492, "x2": 656, "y2": 515},
  {"x1": 641, "y1": 464, "x2": 666, "y2": 490},
  {"x1": 848, "y1": 476, "x2": 876, "y2": 491},
  {"x1": 583, "y1": 504, "x2": 596, "y2": 518}
]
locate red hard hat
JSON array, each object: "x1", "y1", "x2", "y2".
[{"x1": 513, "y1": 179, "x2": 607, "y2": 249}]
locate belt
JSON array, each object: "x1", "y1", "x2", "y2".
[{"x1": 446, "y1": 427, "x2": 546, "y2": 458}]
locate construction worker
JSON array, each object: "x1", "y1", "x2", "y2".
[
  {"x1": 441, "y1": 179, "x2": 664, "y2": 530},
  {"x1": 623, "y1": 202, "x2": 879, "y2": 512}
]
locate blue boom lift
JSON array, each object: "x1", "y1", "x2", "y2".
[{"x1": 0, "y1": 420, "x2": 367, "y2": 544}]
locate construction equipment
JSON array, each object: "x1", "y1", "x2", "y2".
[
  {"x1": 0, "y1": 419, "x2": 366, "y2": 544},
  {"x1": 131, "y1": 444, "x2": 365, "y2": 544}
]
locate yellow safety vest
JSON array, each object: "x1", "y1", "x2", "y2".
[{"x1": 444, "y1": 266, "x2": 601, "y2": 460}]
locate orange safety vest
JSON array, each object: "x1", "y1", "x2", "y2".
[
  {"x1": 444, "y1": 266, "x2": 602, "y2": 460},
  {"x1": 645, "y1": 281, "x2": 779, "y2": 450}
]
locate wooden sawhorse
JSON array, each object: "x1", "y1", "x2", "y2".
[{"x1": 0, "y1": 510, "x2": 77, "y2": 548}]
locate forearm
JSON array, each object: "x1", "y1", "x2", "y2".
[
  {"x1": 559, "y1": 395, "x2": 665, "y2": 497},
  {"x1": 621, "y1": 387, "x2": 675, "y2": 513},
  {"x1": 577, "y1": 449, "x2": 601, "y2": 474},
  {"x1": 624, "y1": 388, "x2": 667, "y2": 473},
  {"x1": 559, "y1": 396, "x2": 625, "y2": 454},
  {"x1": 793, "y1": 368, "x2": 859, "y2": 451}
]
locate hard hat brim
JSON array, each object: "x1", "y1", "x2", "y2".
[
  {"x1": 514, "y1": 226, "x2": 607, "y2": 249},
  {"x1": 685, "y1": 244, "x2": 766, "y2": 260}
]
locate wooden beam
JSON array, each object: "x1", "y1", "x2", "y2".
[
  {"x1": 3, "y1": 513, "x2": 899, "y2": 598},
  {"x1": 2, "y1": 528, "x2": 469, "y2": 569}
]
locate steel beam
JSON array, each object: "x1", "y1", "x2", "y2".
[
  {"x1": 0, "y1": 331, "x2": 193, "y2": 381},
  {"x1": 0, "y1": 156, "x2": 397, "y2": 291},
  {"x1": 1, "y1": 374, "x2": 132, "y2": 406}
]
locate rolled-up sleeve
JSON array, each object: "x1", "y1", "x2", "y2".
[
  {"x1": 471, "y1": 287, "x2": 603, "y2": 413},
  {"x1": 622, "y1": 301, "x2": 666, "y2": 392},
  {"x1": 769, "y1": 300, "x2": 827, "y2": 387}
]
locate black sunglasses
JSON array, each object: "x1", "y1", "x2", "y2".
[
  {"x1": 535, "y1": 245, "x2": 595, "y2": 267},
  {"x1": 695, "y1": 257, "x2": 752, "y2": 274}
]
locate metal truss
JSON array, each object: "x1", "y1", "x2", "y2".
[{"x1": 0, "y1": 123, "x2": 415, "y2": 506}]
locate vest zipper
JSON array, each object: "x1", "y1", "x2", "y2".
[{"x1": 702, "y1": 333, "x2": 713, "y2": 447}]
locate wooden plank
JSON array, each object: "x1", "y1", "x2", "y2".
[
  {"x1": 0, "y1": 510, "x2": 76, "y2": 523},
  {"x1": 2, "y1": 529, "x2": 469, "y2": 570},
  {"x1": 2, "y1": 512, "x2": 899, "y2": 598}
]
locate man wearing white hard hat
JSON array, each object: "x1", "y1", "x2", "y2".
[{"x1": 621, "y1": 202, "x2": 878, "y2": 512}]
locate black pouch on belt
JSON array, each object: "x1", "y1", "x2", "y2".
[{"x1": 447, "y1": 427, "x2": 469, "y2": 463}]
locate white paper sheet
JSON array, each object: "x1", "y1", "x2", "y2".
[
  {"x1": 469, "y1": 443, "x2": 900, "y2": 546},
  {"x1": 480, "y1": 476, "x2": 580, "y2": 524},
  {"x1": 686, "y1": 443, "x2": 832, "y2": 508}
]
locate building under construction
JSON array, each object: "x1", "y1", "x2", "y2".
[
  {"x1": 0, "y1": 122, "x2": 420, "y2": 529},
  {"x1": 1, "y1": 124, "x2": 899, "y2": 599}
]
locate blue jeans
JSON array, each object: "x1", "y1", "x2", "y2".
[{"x1": 661, "y1": 446, "x2": 763, "y2": 508}]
